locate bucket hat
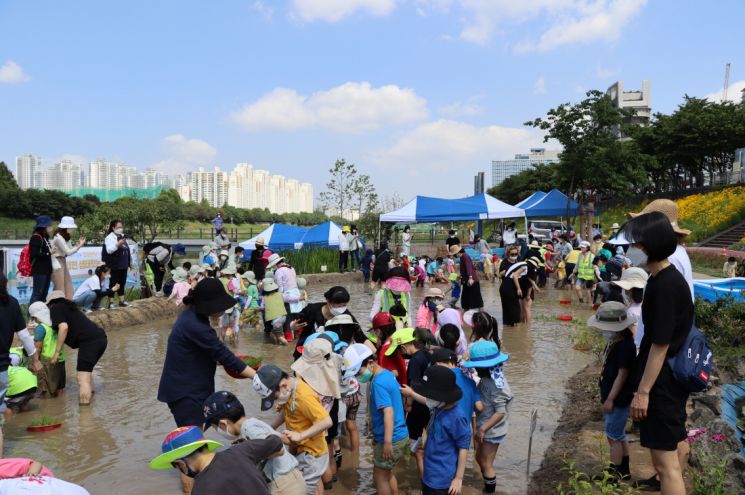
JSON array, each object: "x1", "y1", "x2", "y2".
[
  {"x1": 34, "y1": 215, "x2": 52, "y2": 230},
  {"x1": 266, "y1": 253, "x2": 285, "y2": 269},
  {"x1": 291, "y1": 338, "x2": 340, "y2": 399},
  {"x1": 254, "y1": 237, "x2": 266, "y2": 246},
  {"x1": 302, "y1": 331, "x2": 337, "y2": 349},
  {"x1": 149, "y1": 426, "x2": 222, "y2": 470},
  {"x1": 191, "y1": 278, "x2": 237, "y2": 317},
  {"x1": 425, "y1": 287, "x2": 444, "y2": 299},
  {"x1": 262, "y1": 278, "x2": 278, "y2": 292},
  {"x1": 58, "y1": 216, "x2": 77, "y2": 229},
  {"x1": 372, "y1": 312, "x2": 395, "y2": 329},
  {"x1": 171, "y1": 267, "x2": 188, "y2": 283},
  {"x1": 463, "y1": 341, "x2": 509, "y2": 368},
  {"x1": 219, "y1": 250, "x2": 229, "y2": 258},
  {"x1": 343, "y1": 343, "x2": 373, "y2": 378},
  {"x1": 412, "y1": 366, "x2": 462, "y2": 403},
  {"x1": 611, "y1": 267, "x2": 649, "y2": 291},
  {"x1": 46, "y1": 290, "x2": 67, "y2": 304},
  {"x1": 448, "y1": 244, "x2": 463, "y2": 256},
  {"x1": 242, "y1": 271, "x2": 257, "y2": 284},
  {"x1": 220, "y1": 266, "x2": 236, "y2": 276},
  {"x1": 385, "y1": 276, "x2": 411, "y2": 293},
  {"x1": 28, "y1": 302, "x2": 52, "y2": 327},
  {"x1": 587, "y1": 301, "x2": 637, "y2": 332},
  {"x1": 462, "y1": 309, "x2": 478, "y2": 328},
  {"x1": 529, "y1": 240, "x2": 541, "y2": 248},
  {"x1": 172, "y1": 243, "x2": 186, "y2": 256},
  {"x1": 203, "y1": 391, "x2": 241, "y2": 429},
  {"x1": 579, "y1": 240, "x2": 591, "y2": 249},
  {"x1": 342, "y1": 226, "x2": 351, "y2": 233},
  {"x1": 610, "y1": 222, "x2": 621, "y2": 230},
  {"x1": 627, "y1": 199, "x2": 691, "y2": 236},
  {"x1": 384, "y1": 327, "x2": 416, "y2": 356},
  {"x1": 324, "y1": 314, "x2": 359, "y2": 330},
  {"x1": 252, "y1": 364, "x2": 284, "y2": 411}
]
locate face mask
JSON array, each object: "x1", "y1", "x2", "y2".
[
  {"x1": 626, "y1": 246, "x2": 648, "y2": 270},
  {"x1": 179, "y1": 459, "x2": 199, "y2": 478},
  {"x1": 46, "y1": 226, "x2": 54, "y2": 234},
  {"x1": 217, "y1": 424, "x2": 239, "y2": 442},
  {"x1": 508, "y1": 256, "x2": 517, "y2": 261},
  {"x1": 425, "y1": 398, "x2": 443, "y2": 410},
  {"x1": 329, "y1": 306, "x2": 347, "y2": 316},
  {"x1": 114, "y1": 228, "x2": 124, "y2": 236},
  {"x1": 276, "y1": 388, "x2": 292, "y2": 405},
  {"x1": 357, "y1": 368, "x2": 373, "y2": 384}
]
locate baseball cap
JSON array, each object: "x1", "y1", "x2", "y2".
[
  {"x1": 384, "y1": 328, "x2": 416, "y2": 356},
  {"x1": 203, "y1": 391, "x2": 243, "y2": 429},
  {"x1": 431, "y1": 348, "x2": 457, "y2": 364},
  {"x1": 372, "y1": 312, "x2": 395, "y2": 329},
  {"x1": 252, "y1": 364, "x2": 284, "y2": 411},
  {"x1": 343, "y1": 343, "x2": 374, "y2": 378}
]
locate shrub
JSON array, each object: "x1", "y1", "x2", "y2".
[{"x1": 557, "y1": 458, "x2": 640, "y2": 495}]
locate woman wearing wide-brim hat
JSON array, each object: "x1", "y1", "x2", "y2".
[
  {"x1": 449, "y1": 244, "x2": 483, "y2": 311},
  {"x1": 158, "y1": 278, "x2": 255, "y2": 430},
  {"x1": 51, "y1": 216, "x2": 86, "y2": 299}
]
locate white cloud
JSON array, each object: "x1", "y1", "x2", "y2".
[
  {"x1": 0, "y1": 60, "x2": 30, "y2": 83},
  {"x1": 152, "y1": 134, "x2": 217, "y2": 175},
  {"x1": 533, "y1": 76, "x2": 547, "y2": 95},
  {"x1": 418, "y1": 0, "x2": 647, "y2": 50},
  {"x1": 595, "y1": 65, "x2": 620, "y2": 79},
  {"x1": 252, "y1": 0, "x2": 274, "y2": 20},
  {"x1": 704, "y1": 80, "x2": 745, "y2": 103},
  {"x1": 232, "y1": 82, "x2": 428, "y2": 132},
  {"x1": 290, "y1": 0, "x2": 396, "y2": 22},
  {"x1": 369, "y1": 119, "x2": 543, "y2": 183},
  {"x1": 439, "y1": 98, "x2": 483, "y2": 117}
]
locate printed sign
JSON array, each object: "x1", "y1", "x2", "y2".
[{"x1": 3, "y1": 243, "x2": 140, "y2": 304}]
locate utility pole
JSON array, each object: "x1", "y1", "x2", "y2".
[{"x1": 723, "y1": 63, "x2": 731, "y2": 101}]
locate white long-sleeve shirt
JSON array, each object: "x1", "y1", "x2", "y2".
[{"x1": 52, "y1": 234, "x2": 81, "y2": 258}]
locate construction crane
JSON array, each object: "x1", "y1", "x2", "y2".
[{"x1": 723, "y1": 63, "x2": 731, "y2": 101}]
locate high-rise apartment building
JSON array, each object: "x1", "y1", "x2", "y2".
[
  {"x1": 35, "y1": 160, "x2": 84, "y2": 191},
  {"x1": 491, "y1": 148, "x2": 561, "y2": 187},
  {"x1": 189, "y1": 167, "x2": 228, "y2": 207},
  {"x1": 15, "y1": 154, "x2": 42, "y2": 189}
]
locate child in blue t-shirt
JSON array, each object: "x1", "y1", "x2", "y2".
[
  {"x1": 463, "y1": 341, "x2": 512, "y2": 494},
  {"x1": 403, "y1": 365, "x2": 471, "y2": 495}
]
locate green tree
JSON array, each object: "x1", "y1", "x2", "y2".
[
  {"x1": 0, "y1": 162, "x2": 19, "y2": 191},
  {"x1": 319, "y1": 159, "x2": 357, "y2": 219},
  {"x1": 488, "y1": 162, "x2": 561, "y2": 205}
]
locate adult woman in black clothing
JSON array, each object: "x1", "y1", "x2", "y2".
[
  {"x1": 46, "y1": 290, "x2": 109, "y2": 405},
  {"x1": 248, "y1": 237, "x2": 267, "y2": 281},
  {"x1": 625, "y1": 212, "x2": 693, "y2": 495},
  {"x1": 29, "y1": 215, "x2": 57, "y2": 304},
  {"x1": 500, "y1": 257, "x2": 523, "y2": 327}
]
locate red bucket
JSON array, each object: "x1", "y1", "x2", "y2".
[
  {"x1": 27, "y1": 422, "x2": 62, "y2": 433},
  {"x1": 559, "y1": 300, "x2": 571, "y2": 305},
  {"x1": 558, "y1": 315, "x2": 573, "y2": 322}
]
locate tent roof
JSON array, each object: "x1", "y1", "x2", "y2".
[
  {"x1": 522, "y1": 188, "x2": 579, "y2": 217},
  {"x1": 380, "y1": 193, "x2": 524, "y2": 223},
  {"x1": 515, "y1": 191, "x2": 546, "y2": 209},
  {"x1": 302, "y1": 221, "x2": 343, "y2": 247},
  {"x1": 239, "y1": 224, "x2": 309, "y2": 250}
]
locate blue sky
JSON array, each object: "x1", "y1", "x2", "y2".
[{"x1": 1, "y1": 0, "x2": 743, "y2": 200}]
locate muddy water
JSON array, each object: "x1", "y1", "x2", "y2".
[{"x1": 6, "y1": 282, "x2": 592, "y2": 495}]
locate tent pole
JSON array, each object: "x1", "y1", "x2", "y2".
[{"x1": 524, "y1": 216, "x2": 529, "y2": 241}]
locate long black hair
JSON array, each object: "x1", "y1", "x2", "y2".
[
  {"x1": 471, "y1": 311, "x2": 502, "y2": 349},
  {"x1": 439, "y1": 324, "x2": 460, "y2": 352},
  {"x1": 0, "y1": 273, "x2": 9, "y2": 304}
]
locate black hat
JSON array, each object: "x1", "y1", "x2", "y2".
[
  {"x1": 203, "y1": 391, "x2": 242, "y2": 429},
  {"x1": 191, "y1": 278, "x2": 237, "y2": 317},
  {"x1": 413, "y1": 365, "x2": 462, "y2": 403},
  {"x1": 431, "y1": 348, "x2": 457, "y2": 365}
]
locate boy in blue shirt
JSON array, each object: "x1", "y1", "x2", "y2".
[
  {"x1": 344, "y1": 344, "x2": 409, "y2": 495},
  {"x1": 403, "y1": 365, "x2": 470, "y2": 495}
]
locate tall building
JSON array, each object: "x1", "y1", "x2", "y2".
[
  {"x1": 607, "y1": 80, "x2": 651, "y2": 127},
  {"x1": 189, "y1": 167, "x2": 228, "y2": 207},
  {"x1": 227, "y1": 163, "x2": 254, "y2": 209},
  {"x1": 491, "y1": 148, "x2": 560, "y2": 187},
  {"x1": 15, "y1": 154, "x2": 42, "y2": 189},
  {"x1": 36, "y1": 160, "x2": 83, "y2": 191}
]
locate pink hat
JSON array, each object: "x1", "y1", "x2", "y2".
[{"x1": 385, "y1": 276, "x2": 411, "y2": 293}]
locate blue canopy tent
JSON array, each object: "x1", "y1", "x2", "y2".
[
  {"x1": 515, "y1": 191, "x2": 546, "y2": 210},
  {"x1": 301, "y1": 221, "x2": 343, "y2": 248},
  {"x1": 520, "y1": 188, "x2": 580, "y2": 217},
  {"x1": 379, "y1": 193, "x2": 524, "y2": 222},
  {"x1": 239, "y1": 224, "x2": 309, "y2": 251}
]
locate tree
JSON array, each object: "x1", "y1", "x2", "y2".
[
  {"x1": 0, "y1": 162, "x2": 19, "y2": 192},
  {"x1": 350, "y1": 173, "x2": 378, "y2": 217},
  {"x1": 488, "y1": 162, "x2": 561, "y2": 205},
  {"x1": 319, "y1": 159, "x2": 357, "y2": 219}
]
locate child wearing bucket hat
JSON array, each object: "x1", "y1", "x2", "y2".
[
  {"x1": 463, "y1": 341, "x2": 512, "y2": 493},
  {"x1": 409, "y1": 366, "x2": 470, "y2": 495},
  {"x1": 587, "y1": 301, "x2": 637, "y2": 482},
  {"x1": 262, "y1": 278, "x2": 288, "y2": 345},
  {"x1": 168, "y1": 267, "x2": 192, "y2": 307},
  {"x1": 29, "y1": 301, "x2": 66, "y2": 397},
  {"x1": 150, "y1": 425, "x2": 283, "y2": 495},
  {"x1": 370, "y1": 266, "x2": 412, "y2": 328},
  {"x1": 611, "y1": 267, "x2": 648, "y2": 350}
]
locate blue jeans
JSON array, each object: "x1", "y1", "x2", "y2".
[
  {"x1": 30, "y1": 273, "x2": 51, "y2": 304},
  {"x1": 0, "y1": 370, "x2": 8, "y2": 414},
  {"x1": 74, "y1": 291, "x2": 99, "y2": 310},
  {"x1": 603, "y1": 404, "x2": 631, "y2": 441},
  {"x1": 350, "y1": 250, "x2": 361, "y2": 270}
]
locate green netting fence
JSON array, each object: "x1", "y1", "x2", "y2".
[{"x1": 68, "y1": 185, "x2": 169, "y2": 201}]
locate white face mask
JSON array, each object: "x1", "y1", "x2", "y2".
[
  {"x1": 114, "y1": 228, "x2": 124, "y2": 236},
  {"x1": 276, "y1": 388, "x2": 292, "y2": 405},
  {"x1": 216, "y1": 424, "x2": 239, "y2": 442},
  {"x1": 329, "y1": 306, "x2": 347, "y2": 316},
  {"x1": 425, "y1": 398, "x2": 443, "y2": 410}
]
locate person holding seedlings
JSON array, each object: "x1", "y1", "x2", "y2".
[
  {"x1": 29, "y1": 301, "x2": 66, "y2": 397},
  {"x1": 203, "y1": 391, "x2": 306, "y2": 495},
  {"x1": 463, "y1": 341, "x2": 512, "y2": 493},
  {"x1": 405, "y1": 365, "x2": 471, "y2": 495},
  {"x1": 45, "y1": 291, "x2": 107, "y2": 406},
  {"x1": 149, "y1": 425, "x2": 282, "y2": 495},
  {"x1": 587, "y1": 301, "x2": 637, "y2": 482}
]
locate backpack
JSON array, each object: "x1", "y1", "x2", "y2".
[
  {"x1": 667, "y1": 324, "x2": 713, "y2": 393},
  {"x1": 17, "y1": 233, "x2": 42, "y2": 277}
]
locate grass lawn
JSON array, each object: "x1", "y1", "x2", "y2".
[{"x1": 689, "y1": 250, "x2": 728, "y2": 277}]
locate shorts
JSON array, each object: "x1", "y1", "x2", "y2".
[
  {"x1": 564, "y1": 263, "x2": 576, "y2": 278},
  {"x1": 372, "y1": 436, "x2": 409, "y2": 470},
  {"x1": 168, "y1": 396, "x2": 205, "y2": 428},
  {"x1": 603, "y1": 405, "x2": 631, "y2": 442},
  {"x1": 342, "y1": 391, "x2": 361, "y2": 422},
  {"x1": 271, "y1": 317, "x2": 287, "y2": 337},
  {"x1": 576, "y1": 279, "x2": 594, "y2": 289},
  {"x1": 483, "y1": 434, "x2": 506, "y2": 445},
  {"x1": 372, "y1": 268, "x2": 386, "y2": 283},
  {"x1": 406, "y1": 402, "x2": 430, "y2": 441},
  {"x1": 0, "y1": 371, "x2": 7, "y2": 415},
  {"x1": 295, "y1": 451, "x2": 329, "y2": 495},
  {"x1": 268, "y1": 469, "x2": 306, "y2": 495},
  {"x1": 325, "y1": 399, "x2": 339, "y2": 442},
  {"x1": 422, "y1": 482, "x2": 450, "y2": 495},
  {"x1": 5, "y1": 388, "x2": 36, "y2": 412},
  {"x1": 640, "y1": 365, "x2": 689, "y2": 451},
  {"x1": 77, "y1": 337, "x2": 108, "y2": 372}
]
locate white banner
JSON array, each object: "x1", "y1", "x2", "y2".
[{"x1": 3, "y1": 243, "x2": 140, "y2": 304}]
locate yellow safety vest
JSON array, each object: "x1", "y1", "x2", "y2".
[
  {"x1": 380, "y1": 289, "x2": 410, "y2": 326},
  {"x1": 577, "y1": 253, "x2": 595, "y2": 281},
  {"x1": 39, "y1": 323, "x2": 65, "y2": 362},
  {"x1": 7, "y1": 366, "x2": 38, "y2": 396}
]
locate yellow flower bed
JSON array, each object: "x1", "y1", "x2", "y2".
[{"x1": 601, "y1": 186, "x2": 745, "y2": 242}]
